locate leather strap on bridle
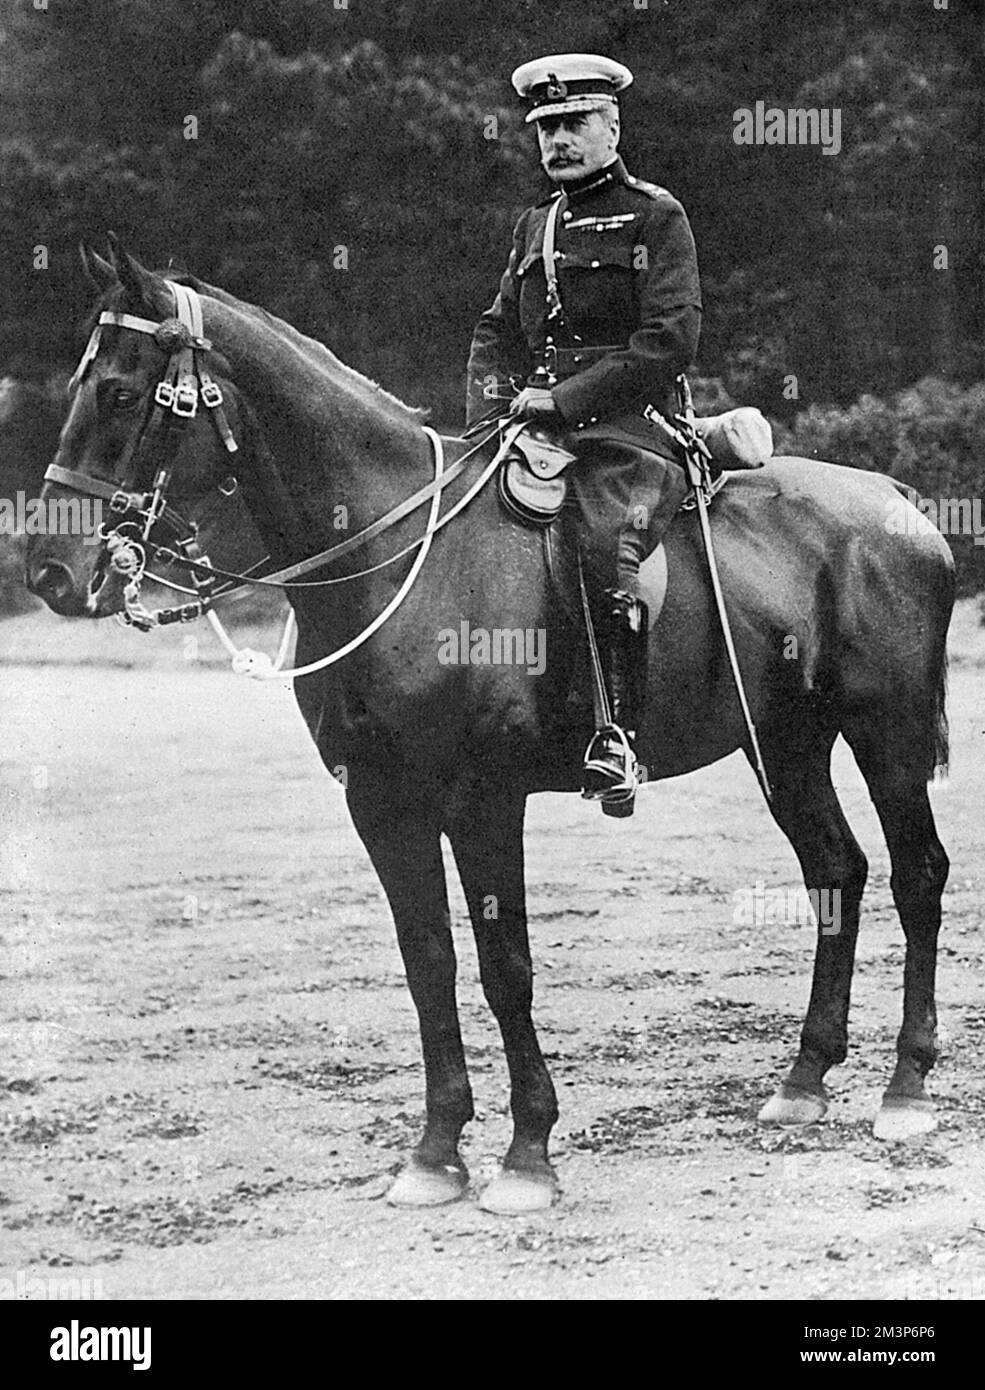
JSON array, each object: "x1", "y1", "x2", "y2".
[
  {"x1": 152, "y1": 426, "x2": 498, "y2": 591},
  {"x1": 170, "y1": 280, "x2": 237, "y2": 451},
  {"x1": 49, "y1": 282, "x2": 239, "y2": 549},
  {"x1": 42, "y1": 463, "x2": 194, "y2": 539},
  {"x1": 45, "y1": 283, "x2": 247, "y2": 631},
  {"x1": 49, "y1": 279, "x2": 510, "y2": 607}
]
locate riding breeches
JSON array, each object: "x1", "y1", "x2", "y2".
[{"x1": 568, "y1": 420, "x2": 689, "y2": 593}]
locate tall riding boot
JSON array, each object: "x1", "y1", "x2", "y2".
[{"x1": 582, "y1": 589, "x2": 649, "y2": 816}]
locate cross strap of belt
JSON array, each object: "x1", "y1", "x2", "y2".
[
  {"x1": 542, "y1": 192, "x2": 567, "y2": 325},
  {"x1": 539, "y1": 192, "x2": 570, "y2": 382}
]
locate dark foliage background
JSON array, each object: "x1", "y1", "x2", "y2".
[{"x1": 1, "y1": 0, "x2": 982, "y2": 587}]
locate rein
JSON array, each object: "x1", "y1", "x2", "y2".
[
  {"x1": 46, "y1": 280, "x2": 508, "y2": 678},
  {"x1": 150, "y1": 423, "x2": 500, "y2": 595}
]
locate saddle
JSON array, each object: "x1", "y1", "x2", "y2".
[{"x1": 497, "y1": 406, "x2": 773, "y2": 527}]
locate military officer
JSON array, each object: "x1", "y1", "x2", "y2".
[{"x1": 466, "y1": 53, "x2": 702, "y2": 807}]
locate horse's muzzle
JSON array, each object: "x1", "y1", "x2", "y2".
[{"x1": 26, "y1": 558, "x2": 86, "y2": 615}]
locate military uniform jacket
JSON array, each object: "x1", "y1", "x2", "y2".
[{"x1": 465, "y1": 157, "x2": 702, "y2": 429}]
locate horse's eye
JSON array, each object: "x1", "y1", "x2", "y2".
[{"x1": 113, "y1": 389, "x2": 141, "y2": 411}]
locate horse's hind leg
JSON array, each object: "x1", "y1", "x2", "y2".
[
  {"x1": 756, "y1": 719, "x2": 869, "y2": 1126},
  {"x1": 843, "y1": 712, "x2": 949, "y2": 1140},
  {"x1": 445, "y1": 784, "x2": 559, "y2": 1215},
  {"x1": 347, "y1": 766, "x2": 473, "y2": 1206}
]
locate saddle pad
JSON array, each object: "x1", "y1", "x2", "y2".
[
  {"x1": 635, "y1": 467, "x2": 731, "y2": 626},
  {"x1": 637, "y1": 543, "x2": 669, "y2": 629}
]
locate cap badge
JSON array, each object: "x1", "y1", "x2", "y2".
[{"x1": 545, "y1": 73, "x2": 567, "y2": 100}]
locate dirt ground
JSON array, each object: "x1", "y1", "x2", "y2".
[{"x1": 2, "y1": 604, "x2": 984, "y2": 1300}]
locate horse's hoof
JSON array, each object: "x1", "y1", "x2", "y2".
[
  {"x1": 478, "y1": 1167, "x2": 557, "y2": 1216},
  {"x1": 385, "y1": 1160, "x2": 469, "y2": 1208},
  {"x1": 758, "y1": 1086, "x2": 828, "y2": 1126},
  {"x1": 873, "y1": 1097, "x2": 937, "y2": 1141}
]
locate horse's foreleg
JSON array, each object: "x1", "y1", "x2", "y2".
[
  {"x1": 445, "y1": 787, "x2": 559, "y2": 1214},
  {"x1": 347, "y1": 768, "x2": 473, "y2": 1206},
  {"x1": 756, "y1": 729, "x2": 869, "y2": 1127}
]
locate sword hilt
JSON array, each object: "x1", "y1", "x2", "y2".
[
  {"x1": 676, "y1": 372, "x2": 695, "y2": 421},
  {"x1": 673, "y1": 373, "x2": 713, "y2": 492}
]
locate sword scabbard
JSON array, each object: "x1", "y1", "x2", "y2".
[{"x1": 673, "y1": 375, "x2": 774, "y2": 804}]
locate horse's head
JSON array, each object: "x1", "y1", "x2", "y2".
[{"x1": 26, "y1": 239, "x2": 254, "y2": 619}]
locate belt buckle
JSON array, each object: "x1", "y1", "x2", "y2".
[
  {"x1": 191, "y1": 555, "x2": 216, "y2": 592},
  {"x1": 154, "y1": 381, "x2": 176, "y2": 409},
  {"x1": 200, "y1": 381, "x2": 223, "y2": 409}
]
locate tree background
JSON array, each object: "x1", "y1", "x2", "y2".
[{"x1": 1, "y1": 0, "x2": 983, "y2": 587}]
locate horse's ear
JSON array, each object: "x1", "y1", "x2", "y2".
[
  {"x1": 79, "y1": 242, "x2": 117, "y2": 291},
  {"x1": 106, "y1": 232, "x2": 171, "y2": 315}
]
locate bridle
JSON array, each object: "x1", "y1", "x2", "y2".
[
  {"x1": 46, "y1": 280, "x2": 243, "y2": 630},
  {"x1": 45, "y1": 279, "x2": 508, "y2": 677}
]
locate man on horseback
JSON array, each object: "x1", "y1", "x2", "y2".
[{"x1": 466, "y1": 53, "x2": 702, "y2": 806}]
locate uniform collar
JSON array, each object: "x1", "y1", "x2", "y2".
[{"x1": 558, "y1": 155, "x2": 628, "y2": 203}]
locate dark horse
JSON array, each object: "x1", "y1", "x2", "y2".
[{"x1": 27, "y1": 246, "x2": 953, "y2": 1214}]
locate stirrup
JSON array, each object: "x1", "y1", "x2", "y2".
[{"x1": 581, "y1": 723, "x2": 638, "y2": 800}]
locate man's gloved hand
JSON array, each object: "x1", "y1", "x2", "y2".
[{"x1": 509, "y1": 387, "x2": 560, "y2": 421}]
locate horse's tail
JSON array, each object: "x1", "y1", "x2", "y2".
[
  {"x1": 893, "y1": 475, "x2": 952, "y2": 782},
  {"x1": 929, "y1": 546, "x2": 955, "y2": 782}
]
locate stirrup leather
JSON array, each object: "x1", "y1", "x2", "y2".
[{"x1": 581, "y1": 722, "x2": 638, "y2": 801}]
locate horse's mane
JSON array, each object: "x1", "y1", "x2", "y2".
[
  {"x1": 88, "y1": 272, "x2": 430, "y2": 431},
  {"x1": 170, "y1": 274, "x2": 431, "y2": 429}
]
